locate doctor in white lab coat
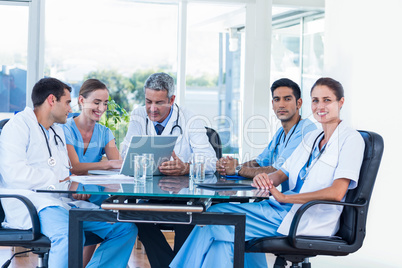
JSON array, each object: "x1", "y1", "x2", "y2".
[
  {"x1": 170, "y1": 77, "x2": 365, "y2": 268},
  {"x1": 0, "y1": 77, "x2": 136, "y2": 268},
  {"x1": 121, "y1": 72, "x2": 217, "y2": 175},
  {"x1": 121, "y1": 72, "x2": 217, "y2": 268}
]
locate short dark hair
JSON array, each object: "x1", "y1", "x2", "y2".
[
  {"x1": 311, "y1": 77, "x2": 344, "y2": 100},
  {"x1": 270, "y1": 78, "x2": 301, "y2": 100},
  {"x1": 31, "y1": 77, "x2": 71, "y2": 107}
]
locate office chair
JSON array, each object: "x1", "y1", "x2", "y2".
[
  {"x1": 0, "y1": 119, "x2": 10, "y2": 135},
  {"x1": 205, "y1": 127, "x2": 222, "y2": 159},
  {"x1": 0, "y1": 195, "x2": 50, "y2": 268},
  {"x1": 245, "y1": 130, "x2": 384, "y2": 268}
]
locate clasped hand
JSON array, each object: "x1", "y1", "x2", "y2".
[
  {"x1": 216, "y1": 156, "x2": 238, "y2": 175},
  {"x1": 251, "y1": 173, "x2": 285, "y2": 202}
]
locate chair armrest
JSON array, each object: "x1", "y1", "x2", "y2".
[
  {"x1": 0, "y1": 194, "x2": 42, "y2": 240},
  {"x1": 288, "y1": 199, "x2": 367, "y2": 247}
]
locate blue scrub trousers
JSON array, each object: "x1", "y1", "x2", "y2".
[
  {"x1": 38, "y1": 206, "x2": 137, "y2": 268},
  {"x1": 170, "y1": 200, "x2": 292, "y2": 268}
]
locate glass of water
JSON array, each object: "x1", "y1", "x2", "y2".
[
  {"x1": 142, "y1": 153, "x2": 154, "y2": 178},
  {"x1": 133, "y1": 155, "x2": 146, "y2": 184},
  {"x1": 194, "y1": 153, "x2": 205, "y2": 182}
]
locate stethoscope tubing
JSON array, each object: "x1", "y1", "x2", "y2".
[{"x1": 145, "y1": 103, "x2": 183, "y2": 135}]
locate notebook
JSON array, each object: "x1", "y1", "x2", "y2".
[{"x1": 89, "y1": 135, "x2": 178, "y2": 176}]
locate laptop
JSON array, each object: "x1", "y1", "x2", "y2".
[{"x1": 89, "y1": 135, "x2": 178, "y2": 176}]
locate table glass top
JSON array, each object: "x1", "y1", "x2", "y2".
[{"x1": 35, "y1": 174, "x2": 270, "y2": 200}]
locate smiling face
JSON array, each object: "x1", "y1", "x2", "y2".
[
  {"x1": 145, "y1": 88, "x2": 175, "y2": 123},
  {"x1": 311, "y1": 85, "x2": 344, "y2": 125},
  {"x1": 272, "y1": 86, "x2": 302, "y2": 122},
  {"x1": 79, "y1": 89, "x2": 109, "y2": 122},
  {"x1": 52, "y1": 88, "x2": 72, "y2": 124}
]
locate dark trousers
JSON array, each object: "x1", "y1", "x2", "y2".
[{"x1": 137, "y1": 222, "x2": 194, "y2": 268}]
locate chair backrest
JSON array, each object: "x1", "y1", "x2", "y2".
[
  {"x1": 0, "y1": 118, "x2": 10, "y2": 136},
  {"x1": 336, "y1": 130, "x2": 384, "y2": 244},
  {"x1": 0, "y1": 200, "x2": 5, "y2": 224},
  {"x1": 205, "y1": 127, "x2": 222, "y2": 159}
]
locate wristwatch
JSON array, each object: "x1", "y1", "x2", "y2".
[{"x1": 235, "y1": 164, "x2": 243, "y2": 176}]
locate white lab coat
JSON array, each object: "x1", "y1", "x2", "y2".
[
  {"x1": 121, "y1": 104, "x2": 217, "y2": 173},
  {"x1": 277, "y1": 121, "x2": 365, "y2": 236},
  {"x1": 0, "y1": 107, "x2": 93, "y2": 230}
]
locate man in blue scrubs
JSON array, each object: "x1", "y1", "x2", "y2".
[{"x1": 216, "y1": 78, "x2": 316, "y2": 192}]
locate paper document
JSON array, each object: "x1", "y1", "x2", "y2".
[{"x1": 71, "y1": 175, "x2": 133, "y2": 184}]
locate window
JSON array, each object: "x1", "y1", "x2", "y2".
[
  {"x1": 185, "y1": 2, "x2": 245, "y2": 154},
  {"x1": 0, "y1": 2, "x2": 29, "y2": 116},
  {"x1": 44, "y1": 0, "x2": 178, "y2": 147},
  {"x1": 270, "y1": 9, "x2": 324, "y2": 127}
]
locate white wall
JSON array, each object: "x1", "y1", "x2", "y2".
[{"x1": 310, "y1": 1, "x2": 402, "y2": 266}]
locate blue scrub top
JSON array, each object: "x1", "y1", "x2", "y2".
[
  {"x1": 255, "y1": 118, "x2": 316, "y2": 192},
  {"x1": 62, "y1": 117, "x2": 115, "y2": 162},
  {"x1": 63, "y1": 117, "x2": 115, "y2": 205},
  {"x1": 256, "y1": 118, "x2": 316, "y2": 169}
]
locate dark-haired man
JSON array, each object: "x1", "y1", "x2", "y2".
[
  {"x1": 217, "y1": 78, "x2": 316, "y2": 191},
  {"x1": 0, "y1": 77, "x2": 136, "y2": 267}
]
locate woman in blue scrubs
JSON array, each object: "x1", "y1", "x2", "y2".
[
  {"x1": 62, "y1": 78, "x2": 123, "y2": 266},
  {"x1": 170, "y1": 77, "x2": 365, "y2": 268},
  {"x1": 63, "y1": 79, "x2": 122, "y2": 175}
]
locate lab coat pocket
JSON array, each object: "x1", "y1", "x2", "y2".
[{"x1": 309, "y1": 154, "x2": 338, "y2": 189}]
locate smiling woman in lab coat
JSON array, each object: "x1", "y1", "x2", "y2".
[{"x1": 170, "y1": 77, "x2": 365, "y2": 268}]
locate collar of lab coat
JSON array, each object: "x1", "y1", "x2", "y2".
[{"x1": 147, "y1": 104, "x2": 181, "y2": 136}]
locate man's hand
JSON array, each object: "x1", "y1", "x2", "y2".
[
  {"x1": 216, "y1": 156, "x2": 238, "y2": 175},
  {"x1": 159, "y1": 151, "x2": 189, "y2": 176},
  {"x1": 158, "y1": 177, "x2": 189, "y2": 193},
  {"x1": 69, "y1": 181, "x2": 91, "y2": 201}
]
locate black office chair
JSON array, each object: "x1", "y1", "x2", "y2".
[
  {"x1": 205, "y1": 127, "x2": 222, "y2": 159},
  {"x1": 0, "y1": 119, "x2": 10, "y2": 135},
  {"x1": 245, "y1": 130, "x2": 384, "y2": 268},
  {"x1": 0, "y1": 195, "x2": 50, "y2": 268}
]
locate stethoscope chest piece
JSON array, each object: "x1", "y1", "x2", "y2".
[{"x1": 48, "y1": 157, "x2": 56, "y2": 167}]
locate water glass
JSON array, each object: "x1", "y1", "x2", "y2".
[
  {"x1": 189, "y1": 153, "x2": 195, "y2": 179},
  {"x1": 133, "y1": 155, "x2": 146, "y2": 184},
  {"x1": 194, "y1": 154, "x2": 205, "y2": 182},
  {"x1": 142, "y1": 153, "x2": 154, "y2": 178}
]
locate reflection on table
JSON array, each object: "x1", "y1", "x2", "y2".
[{"x1": 36, "y1": 173, "x2": 270, "y2": 201}]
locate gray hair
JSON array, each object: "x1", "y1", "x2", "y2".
[{"x1": 144, "y1": 72, "x2": 175, "y2": 98}]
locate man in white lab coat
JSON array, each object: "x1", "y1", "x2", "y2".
[
  {"x1": 121, "y1": 72, "x2": 217, "y2": 268},
  {"x1": 0, "y1": 77, "x2": 137, "y2": 268},
  {"x1": 121, "y1": 72, "x2": 217, "y2": 175}
]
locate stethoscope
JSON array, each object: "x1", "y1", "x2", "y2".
[
  {"x1": 272, "y1": 116, "x2": 301, "y2": 159},
  {"x1": 145, "y1": 104, "x2": 183, "y2": 135},
  {"x1": 38, "y1": 123, "x2": 72, "y2": 169},
  {"x1": 301, "y1": 130, "x2": 326, "y2": 181}
]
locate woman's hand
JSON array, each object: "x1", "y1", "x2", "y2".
[
  {"x1": 108, "y1": 159, "x2": 123, "y2": 169},
  {"x1": 252, "y1": 173, "x2": 274, "y2": 190},
  {"x1": 252, "y1": 173, "x2": 287, "y2": 202}
]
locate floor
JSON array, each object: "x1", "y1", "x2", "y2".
[
  {"x1": 0, "y1": 233, "x2": 280, "y2": 267},
  {"x1": 0, "y1": 232, "x2": 175, "y2": 268}
]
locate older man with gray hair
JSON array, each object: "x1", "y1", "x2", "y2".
[
  {"x1": 121, "y1": 72, "x2": 216, "y2": 175},
  {"x1": 121, "y1": 72, "x2": 217, "y2": 268}
]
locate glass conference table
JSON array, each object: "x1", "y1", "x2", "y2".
[{"x1": 35, "y1": 174, "x2": 270, "y2": 268}]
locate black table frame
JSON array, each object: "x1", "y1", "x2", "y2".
[{"x1": 68, "y1": 206, "x2": 246, "y2": 268}]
